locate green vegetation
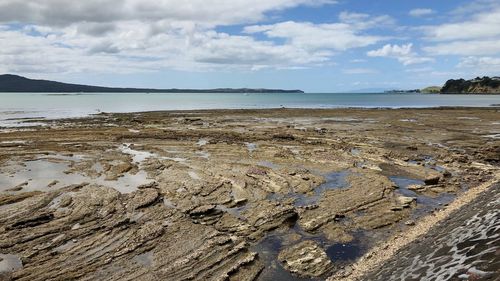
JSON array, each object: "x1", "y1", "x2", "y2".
[
  {"x1": 0, "y1": 74, "x2": 304, "y2": 93},
  {"x1": 421, "y1": 86, "x2": 441, "y2": 94}
]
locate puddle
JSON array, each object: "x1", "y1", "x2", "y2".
[
  {"x1": 252, "y1": 235, "x2": 313, "y2": 281},
  {"x1": 215, "y1": 205, "x2": 247, "y2": 220},
  {"x1": 128, "y1": 129, "x2": 140, "y2": 133},
  {"x1": 296, "y1": 171, "x2": 349, "y2": 207},
  {"x1": 162, "y1": 156, "x2": 187, "y2": 163},
  {"x1": 196, "y1": 139, "x2": 208, "y2": 146},
  {"x1": 390, "y1": 176, "x2": 456, "y2": 218},
  {"x1": 252, "y1": 219, "x2": 365, "y2": 281},
  {"x1": 0, "y1": 159, "x2": 87, "y2": 192},
  {"x1": 119, "y1": 144, "x2": 156, "y2": 164},
  {"x1": 245, "y1": 142, "x2": 258, "y2": 153},
  {"x1": 0, "y1": 254, "x2": 23, "y2": 273},
  {"x1": 257, "y1": 161, "x2": 279, "y2": 169},
  {"x1": 399, "y1": 119, "x2": 417, "y2": 122},
  {"x1": 326, "y1": 241, "x2": 363, "y2": 262},
  {"x1": 268, "y1": 171, "x2": 349, "y2": 207},
  {"x1": 0, "y1": 154, "x2": 154, "y2": 194},
  {"x1": 350, "y1": 148, "x2": 361, "y2": 156},
  {"x1": 110, "y1": 170, "x2": 153, "y2": 194},
  {"x1": 195, "y1": 151, "x2": 210, "y2": 159}
]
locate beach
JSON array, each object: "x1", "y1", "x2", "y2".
[{"x1": 0, "y1": 107, "x2": 499, "y2": 280}]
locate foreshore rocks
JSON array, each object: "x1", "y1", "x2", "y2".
[
  {"x1": 0, "y1": 108, "x2": 497, "y2": 280},
  {"x1": 278, "y1": 240, "x2": 332, "y2": 277}
]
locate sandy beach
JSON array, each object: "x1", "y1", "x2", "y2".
[{"x1": 0, "y1": 107, "x2": 498, "y2": 281}]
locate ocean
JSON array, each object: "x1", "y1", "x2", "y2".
[{"x1": 1, "y1": 92, "x2": 499, "y2": 127}]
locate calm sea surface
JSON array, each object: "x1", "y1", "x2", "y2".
[{"x1": 1, "y1": 92, "x2": 499, "y2": 126}]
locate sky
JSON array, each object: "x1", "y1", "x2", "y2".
[{"x1": 0, "y1": 0, "x2": 499, "y2": 92}]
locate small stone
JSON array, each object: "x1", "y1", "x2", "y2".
[
  {"x1": 47, "y1": 180, "x2": 59, "y2": 187},
  {"x1": 407, "y1": 184, "x2": 424, "y2": 191},
  {"x1": 404, "y1": 220, "x2": 415, "y2": 226},
  {"x1": 397, "y1": 196, "x2": 416, "y2": 205},
  {"x1": 424, "y1": 175, "x2": 440, "y2": 185}
]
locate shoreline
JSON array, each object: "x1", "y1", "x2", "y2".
[
  {"x1": 2, "y1": 105, "x2": 500, "y2": 128},
  {"x1": 328, "y1": 172, "x2": 499, "y2": 281}
]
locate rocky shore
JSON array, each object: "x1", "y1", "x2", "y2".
[
  {"x1": 441, "y1": 76, "x2": 500, "y2": 94},
  {"x1": 0, "y1": 108, "x2": 498, "y2": 280}
]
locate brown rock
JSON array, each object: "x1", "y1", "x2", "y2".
[{"x1": 278, "y1": 240, "x2": 332, "y2": 277}]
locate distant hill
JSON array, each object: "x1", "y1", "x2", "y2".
[
  {"x1": 0, "y1": 74, "x2": 304, "y2": 93},
  {"x1": 421, "y1": 86, "x2": 441, "y2": 94},
  {"x1": 441, "y1": 76, "x2": 500, "y2": 94}
]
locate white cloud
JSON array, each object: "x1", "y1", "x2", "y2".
[
  {"x1": 338, "y1": 11, "x2": 395, "y2": 29},
  {"x1": 343, "y1": 68, "x2": 378, "y2": 74},
  {"x1": 409, "y1": 1, "x2": 500, "y2": 79},
  {"x1": 243, "y1": 11, "x2": 390, "y2": 53},
  {"x1": 367, "y1": 44, "x2": 412, "y2": 57},
  {"x1": 423, "y1": 8, "x2": 500, "y2": 41},
  {"x1": 409, "y1": 8, "x2": 435, "y2": 17},
  {"x1": 0, "y1": 0, "x2": 336, "y2": 27},
  {"x1": 422, "y1": 5, "x2": 500, "y2": 57},
  {"x1": 423, "y1": 39, "x2": 500, "y2": 56},
  {"x1": 458, "y1": 56, "x2": 500, "y2": 73},
  {"x1": 244, "y1": 21, "x2": 384, "y2": 51},
  {"x1": 0, "y1": 1, "x2": 400, "y2": 75},
  {"x1": 0, "y1": 23, "x2": 333, "y2": 74},
  {"x1": 367, "y1": 43, "x2": 434, "y2": 65}
]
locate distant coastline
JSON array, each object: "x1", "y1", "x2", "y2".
[
  {"x1": 0, "y1": 74, "x2": 304, "y2": 94},
  {"x1": 385, "y1": 76, "x2": 500, "y2": 95}
]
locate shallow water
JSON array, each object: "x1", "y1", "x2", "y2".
[
  {"x1": 390, "y1": 176, "x2": 456, "y2": 217},
  {"x1": 267, "y1": 171, "x2": 349, "y2": 207},
  {"x1": 0, "y1": 254, "x2": 23, "y2": 273},
  {"x1": 0, "y1": 151, "x2": 154, "y2": 194},
  {"x1": 251, "y1": 234, "x2": 315, "y2": 281},
  {"x1": 254, "y1": 170, "x2": 357, "y2": 280},
  {"x1": 0, "y1": 159, "x2": 86, "y2": 192},
  {"x1": 1, "y1": 92, "x2": 500, "y2": 127}
]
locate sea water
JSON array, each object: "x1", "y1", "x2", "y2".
[{"x1": 1, "y1": 92, "x2": 499, "y2": 127}]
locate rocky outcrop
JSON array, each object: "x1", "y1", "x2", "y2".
[
  {"x1": 441, "y1": 76, "x2": 500, "y2": 94},
  {"x1": 278, "y1": 240, "x2": 332, "y2": 277}
]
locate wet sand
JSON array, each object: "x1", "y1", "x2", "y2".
[{"x1": 0, "y1": 108, "x2": 498, "y2": 280}]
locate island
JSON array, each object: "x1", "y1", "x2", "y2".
[{"x1": 0, "y1": 74, "x2": 304, "y2": 93}]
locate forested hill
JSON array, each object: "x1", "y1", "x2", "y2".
[{"x1": 0, "y1": 74, "x2": 304, "y2": 93}]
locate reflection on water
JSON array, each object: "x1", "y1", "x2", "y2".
[
  {"x1": 0, "y1": 153, "x2": 154, "y2": 194},
  {"x1": 267, "y1": 171, "x2": 349, "y2": 207},
  {"x1": 390, "y1": 176, "x2": 456, "y2": 218}
]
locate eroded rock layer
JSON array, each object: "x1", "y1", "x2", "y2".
[{"x1": 0, "y1": 108, "x2": 498, "y2": 280}]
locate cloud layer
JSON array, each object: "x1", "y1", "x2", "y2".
[{"x1": 0, "y1": 0, "x2": 499, "y2": 79}]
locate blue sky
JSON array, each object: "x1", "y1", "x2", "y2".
[{"x1": 0, "y1": 0, "x2": 499, "y2": 92}]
